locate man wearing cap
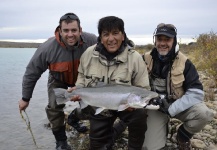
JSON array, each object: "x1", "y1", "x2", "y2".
[
  {"x1": 142, "y1": 23, "x2": 213, "y2": 150},
  {"x1": 18, "y1": 12, "x2": 97, "y2": 150}
]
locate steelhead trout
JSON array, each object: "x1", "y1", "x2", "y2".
[{"x1": 54, "y1": 84, "x2": 159, "y2": 114}]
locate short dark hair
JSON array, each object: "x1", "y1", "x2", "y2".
[
  {"x1": 98, "y1": 16, "x2": 125, "y2": 36},
  {"x1": 59, "y1": 13, "x2": 80, "y2": 28}
]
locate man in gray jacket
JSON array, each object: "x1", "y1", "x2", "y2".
[{"x1": 18, "y1": 12, "x2": 97, "y2": 150}]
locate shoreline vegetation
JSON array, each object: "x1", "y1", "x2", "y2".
[
  {"x1": 0, "y1": 40, "x2": 194, "y2": 53},
  {"x1": 0, "y1": 41, "x2": 41, "y2": 48}
]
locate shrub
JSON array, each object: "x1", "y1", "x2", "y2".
[
  {"x1": 189, "y1": 31, "x2": 217, "y2": 82},
  {"x1": 135, "y1": 44, "x2": 154, "y2": 54}
]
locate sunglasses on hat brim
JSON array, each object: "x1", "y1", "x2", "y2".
[
  {"x1": 157, "y1": 23, "x2": 176, "y2": 31},
  {"x1": 60, "y1": 14, "x2": 79, "y2": 21}
]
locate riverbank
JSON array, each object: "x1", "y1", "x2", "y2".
[{"x1": 0, "y1": 41, "x2": 41, "y2": 48}]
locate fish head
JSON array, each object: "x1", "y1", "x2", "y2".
[{"x1": 127, "y1": 93, "x2": 148, "y2": 108}]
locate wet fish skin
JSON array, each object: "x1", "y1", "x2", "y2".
[{"x1": 53, "y1": 84, "x2": 159, "y2": 114}]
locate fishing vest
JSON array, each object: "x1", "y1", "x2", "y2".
[{"x1": 144, "y1": 51, "x2": 187, "y2": 100}]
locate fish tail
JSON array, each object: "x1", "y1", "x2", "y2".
[{"x1": 53, "y1": 88, "x2": 70, "y2": 105}]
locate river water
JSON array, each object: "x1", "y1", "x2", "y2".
[{"x1": 0, "y1": 48, "x2": 57, "y2": 150}]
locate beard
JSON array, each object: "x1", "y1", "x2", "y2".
[{"x1": 158, "y1": 50, "x2": 169, "y2": 56}]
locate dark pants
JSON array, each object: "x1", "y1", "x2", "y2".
[{"x1": 89, "y1": 109, "x2": 147, "y2": 150}]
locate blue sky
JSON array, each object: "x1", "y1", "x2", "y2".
[{"x1": 1, "y1": 0, "x2": 217, "y2": 45}]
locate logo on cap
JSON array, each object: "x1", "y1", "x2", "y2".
[{"x1": 160, "y1": 28, "x2": 167, "y2": 31}]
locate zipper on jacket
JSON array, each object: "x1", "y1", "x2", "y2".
[
  {"x1": 107, "y1": 61, "x2": 110, "y2": 84},
  {"x1": 72, "y1": 50, "x2": 75, "y2": 86}
]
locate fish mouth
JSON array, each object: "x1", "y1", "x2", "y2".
[{"x1": 127, "y1": 93, "x2": 159, "y2": 108}]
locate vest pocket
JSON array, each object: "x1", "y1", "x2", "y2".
[
  {"x1": 83, "y1": 66, "x2": 102, "y2": 87},
  {"x1": 111, "y1": 68, "x2": 131, "y2": 84},
  {"x1": 171, "y1": 71, "x2": 184, "y2": 88},
  {"x1": 171, "y1": 71, "x2": 185, "y2": 99},
  {"x1": 49, "y1": 62, "x2": 73, "y2": 85}
]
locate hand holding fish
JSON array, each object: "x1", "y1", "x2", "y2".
[
  {"x1": 125, "y1": 107, "x2": 136, "y2": 112},
  {"x1": 67, "y1": 87, "x2": 81, "y2": 102},
  {"x1": 70, "y1": 95, "x2": 81, "y2": 102}
]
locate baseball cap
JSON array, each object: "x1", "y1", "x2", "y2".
[{"x1": 154, "y1": 23, "x2": 177, "y2": 38}]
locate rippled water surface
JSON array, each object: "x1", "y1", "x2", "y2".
[{"x1": 0, "y1": 48, "x2": 56, "y2": 150}]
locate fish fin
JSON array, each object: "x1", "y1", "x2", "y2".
[
  {"x1": 118, "y1": 104, "x2": 129, "y2": 111},
  {"x1": 95, "y1": 107, "x2": 105, "y2": 115},
  {"x1": 80, "y1": 100, "x2": 88, "y2": 109},
  {"x1": 64, "y1": 101, "x2": 80, "y2": 112},
  {"x1": 53, "y1": 88, "x2": 69, "y2": 105}
]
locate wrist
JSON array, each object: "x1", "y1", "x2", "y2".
[{"x1": 22, "y1": 97, "x2": 30, "y2": 102}]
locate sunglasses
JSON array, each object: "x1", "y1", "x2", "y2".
[
  {"x1": 157, "y1": 23, "x2": 176, "y2": 31},
  {"x1": 59, "y1": 14, "x2": 79, "y2": 21}
]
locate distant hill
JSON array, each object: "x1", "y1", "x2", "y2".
[
  {"x1": 0, "y1": 41, "x2": 42, "y2": 48},
  {"x1": 0, "y1": 41, "x2": 195, "y2": 53},
  {"x1": 0, "y1": 41, "x2": 153, "y2": 49}
]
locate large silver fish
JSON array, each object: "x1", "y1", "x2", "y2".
[{"x1": 53, "y1": 84, "x2": 159, "y2": 115}]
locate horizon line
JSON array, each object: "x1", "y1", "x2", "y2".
[{"x1": 0, "y1": 35, "x2": 196, "y2": 45}]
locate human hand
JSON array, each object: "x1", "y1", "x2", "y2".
[
  {"x1": 67, "y1": 86, "x2": 76, "y2": 92},
  {"x1": 67, "y1": 87, "x2": 81, "y2": 102},
  {"x1": 125, "y1": 107, "x2": 136, "y2": 112},
  {"x1": 18, "y1": 99, "x2": 29, "y2": 111},
  {"x1": 70, "y1": 95, "x2": 81, "y2": 102},
  {"x1": 149, "y1": 97, "x2": 171, "y2": 116},
  {"x1": 158, "y1": 98, "x2": 171, "y2": 116}
]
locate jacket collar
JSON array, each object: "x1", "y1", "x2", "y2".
[{"x1": 92, "y1": 44, "x2": 131, "y2": 66}]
